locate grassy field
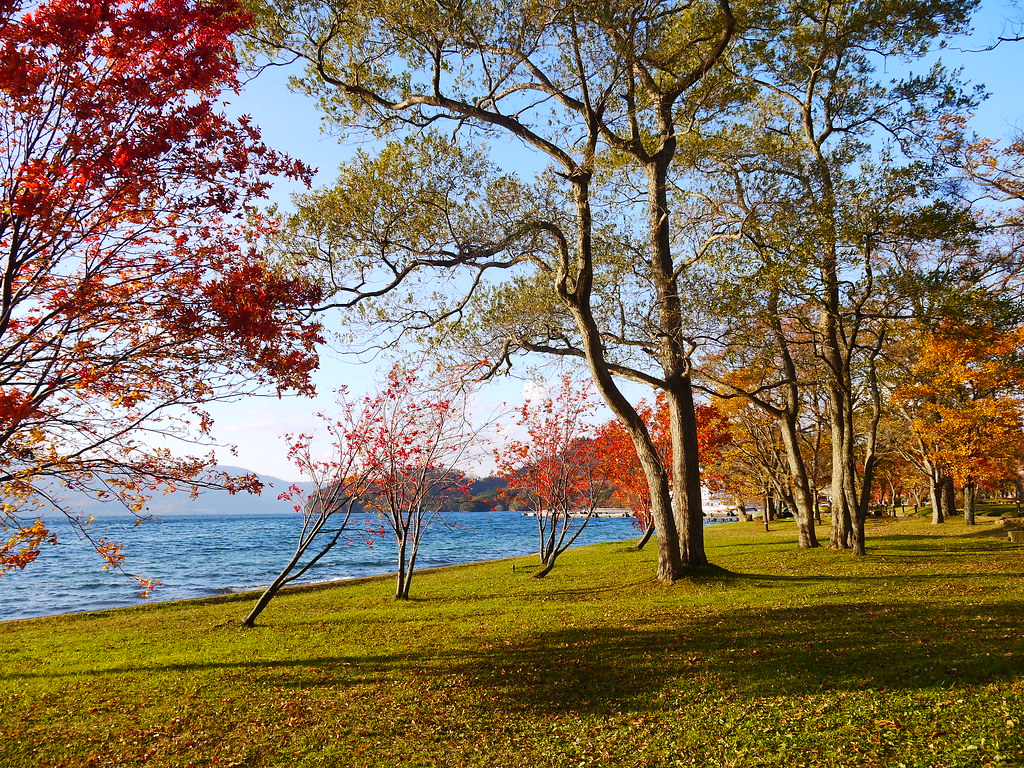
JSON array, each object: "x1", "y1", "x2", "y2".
[{"x1": 1, "y1": 515, "x2": 1022, "y2": 767}]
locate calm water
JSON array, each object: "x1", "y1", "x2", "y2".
[{"x1": 0, "y1": 511, "x2": 649, "y2": 621}]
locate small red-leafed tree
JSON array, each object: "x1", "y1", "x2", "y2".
[
  {"x1": 351, "y1": 364, "x2": 486, "y2": 600},
  {"x1": 0, "y1": 0, "x2": 320, "y2": 587},
  {"x1": 593, "y1": 397, "x2": 666, "y2": 551},
  {"x1": 497, "y1": 374, "x2": 607, "y2": 578},
  {"x1": 242, "y1": 406, "x2": 382, "y2": 627}
]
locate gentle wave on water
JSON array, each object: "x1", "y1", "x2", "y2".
[{"x1": 0, "y1": 511, "x2": 658, "y2": 621}]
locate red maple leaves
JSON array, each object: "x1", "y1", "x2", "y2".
[{"x1": 0, "y1": 0, "x2": 321, "y2": 582}]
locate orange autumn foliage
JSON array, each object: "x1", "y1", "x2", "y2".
[
  {"x1": 894, "y1": 325, "x2": 1024, "y2": 491},
  {"x1": 594, "y1": 393, "x2": 732, "y2": 530}
]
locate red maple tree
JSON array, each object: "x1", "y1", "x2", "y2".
[
  {"x1": 595, "y1": 394, "x2": 732, "y2": 547},
  {"x1": 242, "y1": 405, "x2": 387, "y2": 626},
  {"x1": 496, "y1": 374, "x2": 608, "y2": 578},
  {"x1": 350, "y1": 364, "x2": 485, "y2": 600},
  {"x1": 0, "y1": 0, "x2": 321, "y2": 587}
]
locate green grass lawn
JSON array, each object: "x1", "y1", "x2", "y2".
[{"x1": 1, "y1": 517, "x2": 1022, "y2": 767}]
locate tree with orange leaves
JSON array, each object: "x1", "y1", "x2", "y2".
[
  {"x1": 0, "y1": 0, "x2": 320, "y2": 589},
  {"x1": 594, "y1": 393, "x2": 731, "y2": 550},
  {"x1": 592, "y1": 397, "x2": 667, "y2": 550},
  {"x1": 893, "y1": 325, "x2": 1024, "y2": 525}
]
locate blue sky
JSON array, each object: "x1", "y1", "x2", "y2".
[{"x1": 207, "y1": 3, "x2": 1024, "y2": 481}]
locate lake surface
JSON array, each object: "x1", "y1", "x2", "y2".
[{"x1": 0, "y1": 511, "x2": 655, "y2": 621}]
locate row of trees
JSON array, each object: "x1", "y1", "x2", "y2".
[
  {"x1": 245, "y1": 0, "x2": 1024, "y2": 577},
  {"x1": 243, "y1": 326, "x2": 1024, "y2": 621},
  {"x1": 244, "y1": 369, "x2": 621, "y2": 624},
  {"x1": 710, "y1": 322, "x2": 1024, "y2": 533}
]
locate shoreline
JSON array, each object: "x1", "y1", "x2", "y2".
[
  {"x1": 1, "y1": 515, "x2": 742, "y2": 624},
  {"x1": 0, "y1": 537, "x2": 651, "y2": 625}
]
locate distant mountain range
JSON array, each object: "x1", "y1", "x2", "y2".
[
  {"x1": 32, "y1": 466, "x2": 313, "y2": 518},
  {"x1": 33, "y1": 467, "x2": 512, "y2": 517},
  {"x1": 139, "y1": 467, "x2": 315, "y2": 516}
]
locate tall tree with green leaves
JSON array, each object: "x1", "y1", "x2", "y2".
[
  {"x1": 246, "y1": 0, "x2": 737, "y2": 581},
  {"x1": 683, "y1": 0, "x2": 980, "y2": 554}
]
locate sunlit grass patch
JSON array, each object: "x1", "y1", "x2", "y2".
[{"x1": 1, "y1": 516, "x2": 1022, "y2": 767}]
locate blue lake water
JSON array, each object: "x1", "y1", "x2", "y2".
[{"x1": 0, "y1": 511, "x2": 653, "y2": 621}]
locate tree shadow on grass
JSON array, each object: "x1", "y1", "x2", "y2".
[
  {"x1": 712, "y1": 569, "x2": 1024, "y2": 584},
  {"x1": 5, "y1": 597, "x2": 1022, "y2": 721},
  {"x1": 428, "y1": 598, "x2": 1024, "y2": 716},
  {"x1": 960, "y1": 525, "x2": 1024, "y2": 540},
  {"x1": 874, "y1": 532, "x2": 1009, "y2": 547}
]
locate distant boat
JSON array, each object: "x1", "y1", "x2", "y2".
[
  {"x1": 520, "y1": 508, "x2": 631, "y2": 518},
  {"x1": 702, "y1": 485, "x2": 740, "y2": 518}
]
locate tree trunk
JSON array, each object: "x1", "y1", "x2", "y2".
[
  {"x1": 806, "y1": 99, "x2": 861, "y2": 554},
  {"x1": 840, "y1": 409, "x2": 862, "y2": 554},
  {"x1": 634, "y1": 519, "x2": 656, "y2": 550},
  {"x1": 534, "y1": 559, "x2": 556, "y2": 578},
  {"x1": 963, "y1": 479, "x2": 976, "y2": 525},
  {"x1": 646, "y1": 145, "x2": 706, "y2": 569},
  {"x1": 668, "y1": 378, "x2": 707, "y2": 566},
  {"x1": 241, "y1": 512, "x2": 348, "y2": 627},
  {"x1": 929, "y1": 468, "x2": 945, "y2": 524},
  {"x1": 778, "y1": 411, "x2": 819, "y2": 548},
  {"x1": 399, "y1": 542, "x2": 419, "y2": 600},
  {"x1": 942, "y1": 475, "x2": 956, "y2": 520},
  {"x1": 242, "y1": 569, "x2": 290, "y2": 628},
  {"x1": 828, "y1": 401, "x2": 852, "y2": 549},
  {"x1": 395, "y1": 537, "x2": 408, "y2": 600},
  {"x1": 540, "y1": 513, "x2": 558, "y2": 565},
  {"x1": 769, "y1": 288, "x2": 818, "y2": 548},
  {"x1": 564, "y1": 172, "x2": 685, "y2": 584},
  {"x1": 848, "y1": 354, "x2": 883, "y2": 556}
]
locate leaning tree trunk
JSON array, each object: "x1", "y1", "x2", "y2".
[
  {"x1": 243, "y1": 569, "x2": 291, "y2": 628},
  {"x1": 534, "y1": 560, "x2": 556, "y2": 578},
  {"x1": 634, "y1": 518, "x2": 656, "y2": 550},
  {"x1": 779, "y1": 411, "x2": 819, "y2": 548},
  {"x1": 241, "y1": 508, "x2": 352, "y2": 627},
  {"x1": 577, "y1": 319, "x2": 683, "y2": 581},
  {"x1": 534, "y1": 510, "x2": 595, "y2": 578},
  {"x1": 564, "y1": 170, "x2": 685, "y2": 583},
  {"x1": 770, "y1": 287, "x2": 818, "y2": 547}
]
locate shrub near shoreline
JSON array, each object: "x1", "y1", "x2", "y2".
[{"x1": 1, "y1": 517, "x2": 1022, "y2": 767}]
